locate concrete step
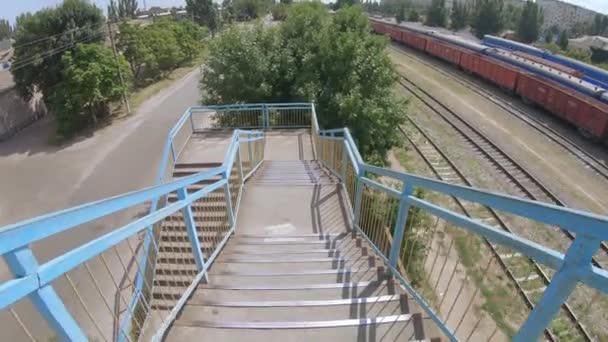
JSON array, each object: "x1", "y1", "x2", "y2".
[
  {"x1": 194, "y1": 280, "x2": 402, "y2": 301},
  {"x1": 211, "y1": 257, "x2": 380, "y2": 273},
  {"x1": 179, "y1": 295, "x2": 412, "y2": 321},
  {"x1": 168, "y1": 315, "x2": 439, "y2": 342}
]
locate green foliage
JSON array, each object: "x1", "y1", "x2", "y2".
[
  {"x1": 51, "y1": 43, "x2": 131, "y2": 138},
  {"x1": 376, "y1": 0, "x2": 410, "y2": 18},
  {"x1": 280, "y1": 0, "x2": 293, "y2": 4},
  {"x1": 544, "y1": 30, "x2": 554, "y2": 44},
  {"x1": 11, "y1": 0, "x2": 104, "y2": 102},
  {"x1": 471, "y1": 0, "x2": 504, "y2": 39},
  {"x1": 186, "y1": 0, "x2": 218, "y2": 33},
  {"x1": 202, "y1": 4, "x2": 406, "y2": 163},
  {"x1": 234, "y1": 0, "x2": 273, "y2": 20},
  {"x1": 0, "y1": 19, "x2": 13, "y2": 40},
  {"x1": 408, "y1": 9, "x2": 420, "y2": 22},
  {"x1": 450, "y1": 1, "x2": 468, "y2": 31},
  {"x1": 558, "y1": 29, "x2": 569, "y2": 51},
  {"x1": 336, "y1": 0, "x2": 359, "y2": 9},
  {"x1": 118, "y1": 19, "x2": 205, "y2": 84},
  {"x1": 425, "y1": 0, "x2": 447, "y2": 28},
  {"x1": 591, "y1": 14, "x2": 608, "y2": 36},
  {"x1": 271, "y1": 3, "x2": 289, "y2": 21},
  {"x1": 516, "y1": 1, "x2": 543, "y2": 43},
  {"x1": 107, "y1": 0, "x2": 138, "y2": 21},
  {"x1": 502, "y1": 3, "x2": 521, "y2": 31},
  {"x1": 222, "y1": 0, "x2": 236, "y2": 24},
  {"x1": 395, "y1": 3, "x2": 406, "y2": 23}
]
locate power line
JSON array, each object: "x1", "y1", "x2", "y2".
[
  {"x1": 7, "y1": 30, "x2": 109, "y2": 73},
  {"x1": 11, "y1": 24, "x2": 103, "y2": 50}
]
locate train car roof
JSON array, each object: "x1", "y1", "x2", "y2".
[
  {"x1": 489, "y1": 48, "x2": 606, "y2": 94},
  {"x1": 483, "y1": 35, "x2": 545, "y2": 53},
  {"x1": 431, "y1": 32, "x2": 487, "y2": 52},
  {"x1": 551, "y1": 53, "x2": 608, "y2": 76}
]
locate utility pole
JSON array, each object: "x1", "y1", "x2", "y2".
[{"x1": 107, "y1": 21, "x2": 131, "y2": 114}]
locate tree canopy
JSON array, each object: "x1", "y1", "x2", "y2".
[
  {"x1": 516, "y1": 0, "x2": 543, "y2": 43},
  {"x1": 471, "y1": 0, "x2": 504, "y2": 39},
  {"x1": 11, "y1": 0, "x2": 105, "y2": 102},
  {"x1": 107, "y1": 0, "x2": 138, "y2": 21},
  {"x1": 425, "y1": 0, "x2": 447, "y2": 28},
  {"x1": 51, "y1": 43, "x2": 131, "y2": 137},
  {"x1": 558, "y1": 29, "x2": 569, "y2": 50},
  {"x1": 450, "y1": 1, "x2": 468, "y2": 31},
  {"x1": 186, "y1": 0, "x2": 218, "y2": 33},
  {"x1": 202, "y1": 4, "x2": 406, "y2": 164},
  {"x1": 0, "y1": 19, "x2": 13, "y2": 40}
]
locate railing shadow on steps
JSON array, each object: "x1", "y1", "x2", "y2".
[{"x1": 1, "y1": 102, "x2": 607, "y2": 341}]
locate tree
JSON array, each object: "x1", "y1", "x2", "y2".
[
  {"x1": 516, "y1": 0, "x2": 542, "y2": 43},
  {"x1": 107, "y1": 0, "x2": 138, "y2": 21},
  {"x1": 395, "y1": 3, "x2": 406, "y2": 23},
  {"x1": 336, "y1": 0, "x2": 358, "y2": 9},
  {"x1": 221, "y1": 0, "x2": 236, "y2": 24},
  {"x1": 272, "y1": 3, "x2": 289, "y2": 21},
  {"x1": 51, "y1": 43, "x2": 131, "y2": 137},
  {"x1": 280, "y1": 0, "x2": 292, "y2": 4},
  {"x1": 0, "y1": 19, "x2": 13, "y2": 40},
  {"x1": 558, "y1": 30, "x2": 569, "y2": 51},
  {"x1": 186, "y1": 0, "x2": 218, "y2": 34},
  {"x1": 426, "y1": 0, "x2": 447, "y2": 27},
  {"x1": 591, "y1": 14, "x2": 608, "y2": 36},
  {"x1": 502, "y1": 3, "x2": 521, "y2": 31},
  {"x1": 450, "y1": 1, "x2": 468, "y2": 31},
  {"x1": 234, "y1": 0, "x2": 272, "y2": 20},
  {"x1": 544, "y1": 30, "x2": 553, "y2": 44},
  {"x1": 11, "y1": 0, "x2": 104, "y2": 102},
  {"x1": 202, "y1": 4, "x2": 406, "y2": 164},
  {"x1": 471, "y1": 0, "x2": 504, "y2": 39},
  {"x1": 408, "y1": 9, "x2": 420, "y2": 22}
]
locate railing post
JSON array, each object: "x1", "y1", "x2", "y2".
[
  {"x1": 341, "y1": 140, "x2": 348, "y2": 182},
  {"x1": 513, "y1": 235, "x2": 599, "y2": 342},
  {"x1": 330, "y1": 132, "x2": 335, "y2": 173},
  {"x1": 262, "y1": 104, "x2": 269, "y2": 129},
  {"x1": 177, "y1": 188, "x2": 206, "y2": 272},
  {"x1": 170, "y1": 137, "x2": 176, "y2": 163},
  {"x1": 389, "y1": 183, "x2": 414, "y2": 267},
  {"x1": 5, "y1": 247, "x2": 88, "y2": 341},
  {"x1": 189, "y1": 109, "x2": 195, "y2": 133},
  {"x1": 248, "y1": 132, "x2": 254, "y2": 169},
  {"x1": 353, "y1": 176, "x2": 364, "y2": 229},
  {"x1": 223, "y1": 172, "x2": 236, "y2": 229}
]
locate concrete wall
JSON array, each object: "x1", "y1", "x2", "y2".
[{"x1": 0, "y1": 87, "x2": 47, "y2": 141}]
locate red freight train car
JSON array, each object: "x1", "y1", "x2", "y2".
[
  {"x1": 425, "y1": 38, "x2": 463, "y2": 66},
  {"x1": 400, "y1": 29, "x2": 428, "y2": 51},
  {"x1": 517, "y1": 72, "x2": 608, "y2": 140},
  {"x1": 460, "y1": 53, "x2": 521, "y2": 91}
]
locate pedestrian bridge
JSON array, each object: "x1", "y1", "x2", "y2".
[{"x1": 1, "y1": 103, "x2": 607, "y2": 341}]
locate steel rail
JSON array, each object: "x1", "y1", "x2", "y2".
[
  {"x1": 397, "y1": 80, "x2": 593, "y2": 340},
  {"x1": 389, "y1": 43, "x2": 608, "y2": 182},
  {"x1": 397, "y1": 73, "x2": 608, "y2": 268}
]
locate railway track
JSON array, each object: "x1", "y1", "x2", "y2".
[
  {"x1": 399, "y1": 116, "x2": 592, "y2": 342},
  {"x1": 397, "y1": 74, "x2": 608, "y2": 269},
  {"x1": 389, "y1": 43, "x2": 608, "y2": 183}
]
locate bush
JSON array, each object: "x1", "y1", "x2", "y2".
[
  {"x1": 202, "y1": 4, "x2": 406, "y2": 164},
  {"x1": 408, "y1": 9, "x2": 420, "y2": 22},
  {"x1": 51, "y1": 44, "x2": 132, "y2": 138},
  {"x1": 271, "y1": 3, "x2": 289, "y2": 21},
  {"x1": 118, "y1": 19, "x2": 205, "y2": 84}
]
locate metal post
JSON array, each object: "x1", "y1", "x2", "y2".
[
  {"x1": 330, "y1": 132, "x2": 335, "y2": 173},
  {"x1": 262, "y1": 104, "x2": 269, "y2": 129},
  {"x1": 189, "y1": 109, "x2": 195, "y2": 134},
  {"x1": 4, "y1": 247, "x2": 87, "y2": 341},
  {"x1": 107, "y1": 21, "x2": 131, "y2": 114},
  {"x1": 353, "y1": 177, "x2": 365, "y2": 229},
  {"x1": 389, "y1": 183, "x2": 414, "y2": 267},
  {"x1": 513, "y1": 235, "x2": 599, "y2": 342},
  {"x1": 341, "y1": 140, "x2": 348, "y2": 182},
  {"x1": 177, "y1": 188, "x2": 206, "y2": 271},
  {"x1": 248, "y1": 132, "x2": 253, "y2": 168},
  {"x1": 223, "y1": 172, "x2": 235, "y2": 229}
]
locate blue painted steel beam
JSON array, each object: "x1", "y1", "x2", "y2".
[
  {"x1": 177, "y1": 187, "x2": 206, "y2": 271},
  {"x1": 389, "y1": 183, "x2": 413, "y2": 267},
  {"x1": 0, "y1": 179, "x2": 227, "y2": 310},
  {"x1": 4, "y1": 247, "x2": 87, "y2": 341},
  {"x1": 363, "y1": 164, "x2": 608, "y2": 239},
  {"x1": 0, "y1": 166, "x2": 226, "y2": 255}
]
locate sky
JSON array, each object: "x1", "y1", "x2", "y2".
[{"x1": 3, "y1": 0, "x2": 608, "y2": 24}]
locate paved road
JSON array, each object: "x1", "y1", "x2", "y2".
[{"x1": 0, "y1": 68, "x2": 201, "y2": 339}]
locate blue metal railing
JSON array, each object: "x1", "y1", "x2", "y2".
[
  {"x1": 311, "y1": 103, "x2": 608, "y2": 341},
  {"x1": 1, "y1": 102, "x2": 607, "y2": 341}
]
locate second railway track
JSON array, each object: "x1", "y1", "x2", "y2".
[
  {"x1": 397, "y1": 73, "x2": 608, "y2": 269},
  {"x1": 390, "y1": 43, "x2": 608, "y2": 183}
]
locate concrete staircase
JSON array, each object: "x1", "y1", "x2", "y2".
[{"x1": 163, "y1": 160, "x2": 445, "y2": 341}]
